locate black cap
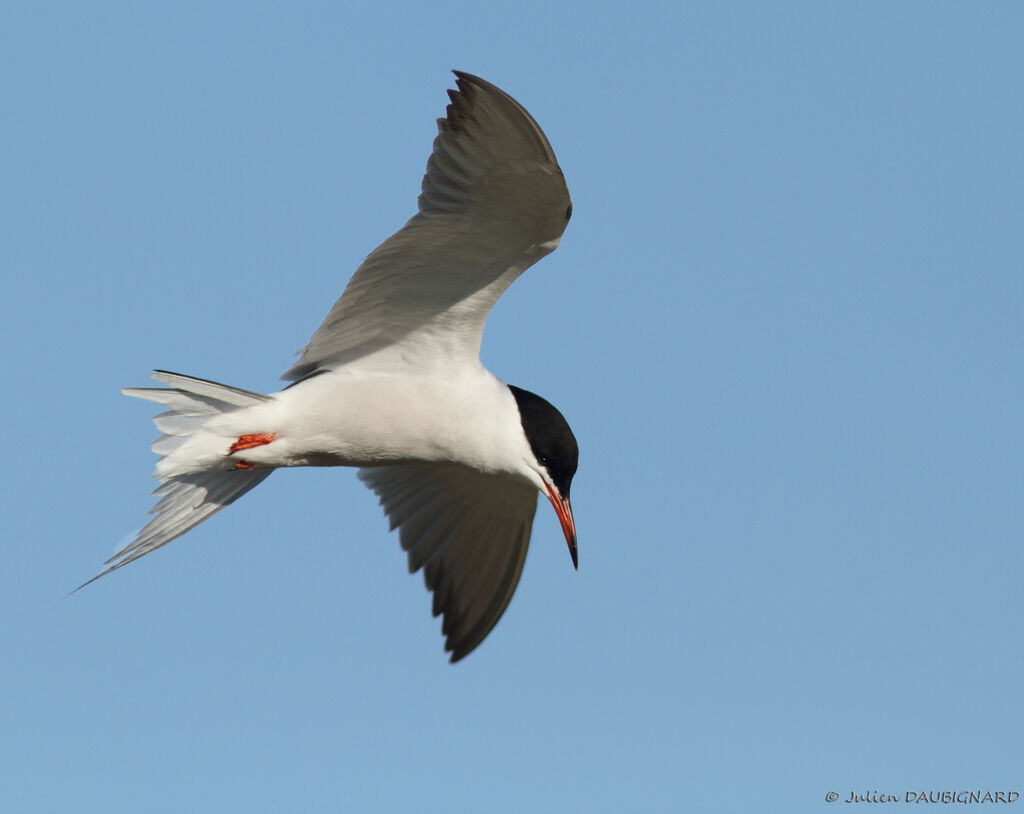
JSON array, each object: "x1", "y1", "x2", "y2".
[{"x1": 508, "y1": 385, "x2": 578, "y2": 498}]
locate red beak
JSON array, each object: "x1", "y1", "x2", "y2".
[{"x1": 544, "y1": 484, "x2": 578, "y2": 570}]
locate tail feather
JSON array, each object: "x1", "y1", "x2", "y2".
[
  {"x1": 73, "y1": 371, "x2": 273, "y2": 593},
  {"x1": 124, "y1": 370, "x2": 271, "y2": 459},
  {"x1": 147, "y1": 370, "x2": 270, "y2": 406}
]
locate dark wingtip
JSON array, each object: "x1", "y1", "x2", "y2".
[{"x1": 447, "y1": 641, "x2": 473, "y2": 664}]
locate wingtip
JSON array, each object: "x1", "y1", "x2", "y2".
[
  {"x1": 450, "y1": 70, "x2": 492, "y2": 95},
  {"x1": 64, "y1": 569, "x2": 108, "y2": 599},
  {"x1": 446, "y1": 639, "x2": 470, "y2": 664}
]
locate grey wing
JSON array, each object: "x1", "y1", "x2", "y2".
[
  {"x1": 358, "y1": 463, "x2": 539, "y2": 662},
  {"x1": 282, "y1": 71, "x2": 572, "y2": 381}
]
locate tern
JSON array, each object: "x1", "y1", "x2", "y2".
[{"x1": 85, "y1": 71, "x2": 579, "y2": 662}]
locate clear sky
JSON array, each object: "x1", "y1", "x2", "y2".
[{"x1": 3, "y1": 2, "x2": 1022, "y2": 812}]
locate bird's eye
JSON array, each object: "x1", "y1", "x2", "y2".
[{"x1": 565, "y1": 203, "x2": 573, "y2": 221}]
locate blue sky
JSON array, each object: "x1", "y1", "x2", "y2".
[{"x1": 3, "y1": 2, "x2": 1022, "y2": 811}]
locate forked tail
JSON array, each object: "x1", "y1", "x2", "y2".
[{"x1": 74, "y1": 371, "x2": 274, "y2": 592}]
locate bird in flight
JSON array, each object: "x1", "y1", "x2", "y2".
[{"x1": 84, "y1": 71, "x2": 578, "y2": 662}]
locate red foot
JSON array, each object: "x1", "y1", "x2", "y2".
[
  {"x1": 229, "y1": 432, "x2": 278, "y2": 454},
  {"x1": 232, "y1": 461, "x2": 255, "y2": 470}
]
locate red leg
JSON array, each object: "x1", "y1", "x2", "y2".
[{"x1": 229, "y1": 432, "x2": 278, "y2": 454}]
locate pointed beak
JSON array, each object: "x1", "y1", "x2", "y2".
[{"x1": 544, "y1": 485, "x2": 578, "y2": 570}]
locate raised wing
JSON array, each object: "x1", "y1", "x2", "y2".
[
  {"x1": 282, "y1": 71, "x2": 572, "y2": 382},
  {"x1": 358, "y1": 463, "x2": 539, "y2": 662}
]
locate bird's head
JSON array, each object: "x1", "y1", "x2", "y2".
[{"x1": 509, "y1": 385, "x2": 579, "y2": 569}]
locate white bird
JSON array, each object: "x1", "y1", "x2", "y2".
[{"x1": 84, "y1": 71, "x2": 578, "y2": 662}]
